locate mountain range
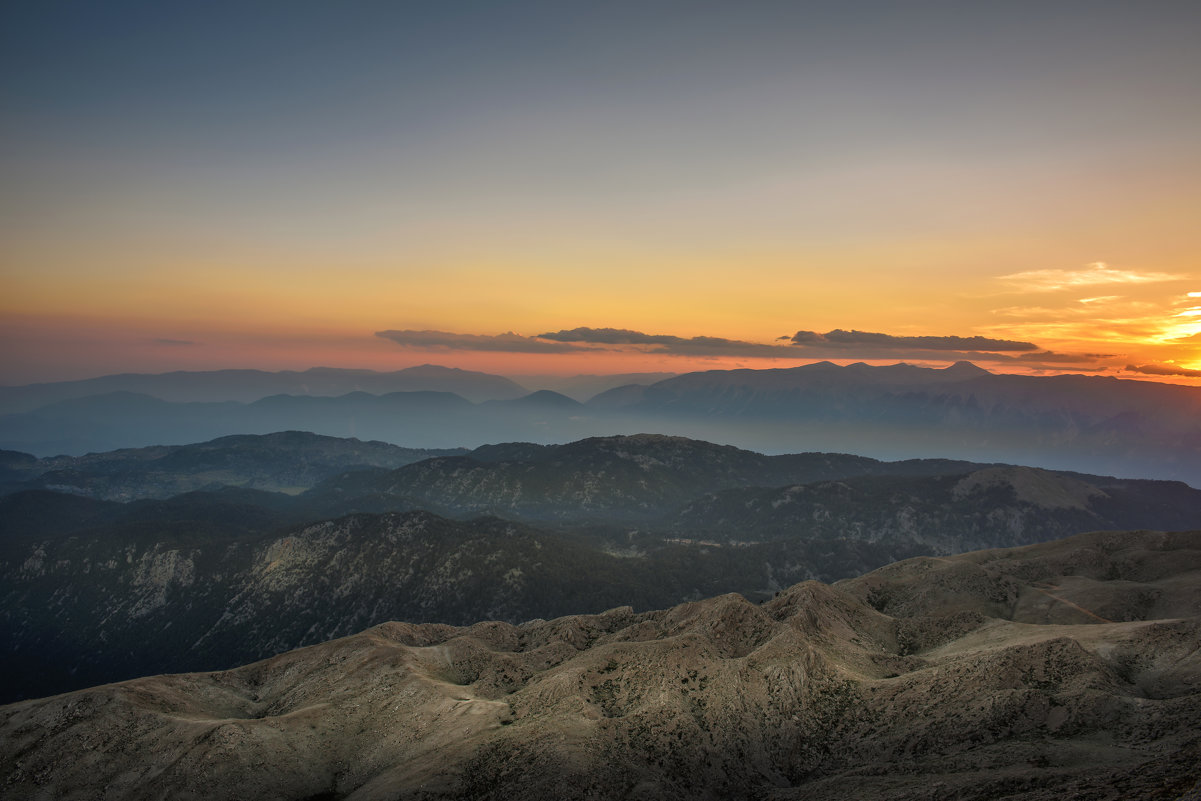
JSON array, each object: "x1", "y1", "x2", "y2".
[
  {"x1": 0, "y1": 364, "x2": 529, "y2": 412},
  {"x1": 3, "y1": 432, "x2": 1198, "y2": 704},
  {"x1": 0, "y1": 430, "x2": 464, "y2": 501},
  {"x1": 2, "y1": 362, "x2": 1198, "y2": 487},
  {"x1": 4, "y1": 529, "x2": 1198, "y2": 800}
]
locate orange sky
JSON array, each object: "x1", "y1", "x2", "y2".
[{"x1": 1, "y1": 2, "x2": 1199, "y2": 387}]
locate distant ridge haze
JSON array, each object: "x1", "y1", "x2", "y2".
[
  {"x1": 0, "y1": 364, "x2": 529, "y2": 411},
  {"x1": 0, "y1": 365, "x2": 684, "y2": 410},
  {"x1": 0, "y1": 361, "x2": 1197, "y2": 486}
]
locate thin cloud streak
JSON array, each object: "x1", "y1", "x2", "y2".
[
  {"x1": 1015, "y1": 351, "x2": 1113, "y2": 364},
  {"x1": 376, "y1": 330, "x2": 586, "y2": 354},
  {"x1": 786, "y1": 329, "x2": 1037, "y2": 352},
  {"x1": 996, "y1": 262, "x2": 1186, "y2": 293},
  {"x1": 1126, "y1": 363, "x2": 1201, "y2": 378},
  {"x1": 537, "y1": 327, "x2": 786, "y2": 357}
]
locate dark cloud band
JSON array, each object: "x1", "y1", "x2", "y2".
[
  {"x1": 376, "y1": 330, "x2": 584, "y2": 353},
  {"x1": 787, "y1": 329, "x2": 1038, "y2": 352},
  {"x1": 1126, "y1": 363, "x2": 1201, "y2": 378},
  {"x1": 377, "y1": 324, "x2": 1107, "y2": 371},
  {"x1": 536, "y1": 327, "x2": 785, "y2": 357}
]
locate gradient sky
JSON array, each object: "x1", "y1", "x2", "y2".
[{"x1": 2, "y1": 0, "x2": 1199, "y2": 385}]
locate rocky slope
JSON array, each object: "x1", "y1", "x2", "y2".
[{"x1": 3, "y1": 530, "x2": 1198, "y2": 800}]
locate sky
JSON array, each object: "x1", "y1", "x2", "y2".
[{"x1": 2, "y1": 0, "x2": 1199, "y2": 385}]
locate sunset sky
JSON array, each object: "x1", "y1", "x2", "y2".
[{"x1": 2, "y1": 0, "x2": 1199, "y2": 385}]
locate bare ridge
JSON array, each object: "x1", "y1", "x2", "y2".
[{"x1": 3, "y1": 529, "x2": 1199, "y2": 800}]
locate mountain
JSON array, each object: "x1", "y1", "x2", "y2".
[
  {"x1": 303, "y1": 434, "x2": 984, "y2": 522},
  {"x1": 669, "y1": 466, "x2": 1201, "y2": 553},
  {"x1": 3, "y1": 529, "x2": 1198, "y2": 800},
  {"x1": 1, "y1": 431, "x2": 465, "y2": 501},
  {"x1": 0, "y1": 390, "x2": 484, "y2": 455},
  {"x1": 588, "y1": 361, "x2": 1201, "y2": 484},
  {"x1": 0, "y1": 505, "x2": 704, "y2": 702},
  {"x1": 0, "y1": 364, "x2": 528, "y2": 413},
  {"x1": 305, "y1": 434, "x2": 1201, "y2": 531},
  {"x1": 510, "y1": 371, "x2": 679, "y2": 401},
  {"x1": 4, "y1": 432, "x2": 1198, "y2": 703},
  {"x1": 483, "y1": 389, "x2": 583, "y2": 409},
  {"x1": 3, "y1": 362, "x2": 1199, "y2": 484}
]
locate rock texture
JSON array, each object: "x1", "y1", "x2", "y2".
[{"x1": 3, "y1": 530, "x2": 1199, "y2": 800}]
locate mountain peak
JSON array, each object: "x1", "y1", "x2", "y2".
[
  {"x1": 509, "y1": 389, "x2": 582, "y2": 407},
  {"x1": 944, "y1": 360, "x2": 991, "y2": 377}
]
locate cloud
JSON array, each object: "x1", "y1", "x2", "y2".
[
  {"x1": 152, "y1": 338, "x2": 199, "y2": 346},
  {"x1": 785, "y1": 329, "x2": 1037, "y2": 352},
  {"x1": 996, "y1": 262, "x2": 1186, "y2": 293},
  {"x1": 377, "y1": 324, "x2": 1110, "y2": 372},
  {"x1": 538, "y1": 327, "x2": 683, "y2": 346},
  {"x1": 536, "y1": 327, "x2": 788, "y2": 357},
  {"x1": 990, "y1": 306, "x2": 1065, "y2": 318},
  {"x1": 1126, "y1": 363, "x2": 1201, "y2": 378},
  {"x1": 1014, "y1": 350, "x2": 1114, "y2": 364},
  {"x1": 376, "y1": 329, "x2": 585, "y2": 353}
]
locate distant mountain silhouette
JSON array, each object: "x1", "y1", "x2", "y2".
[
  {"x1": 588, "y1": 361, "x2": 1201, "y2": 485},
  {"x1": 482, "y1": 389, "x2": 584, "y2": 409},
  {"x1": 1, "y1": 362, "x2": 1198, "y2": 485},
  {"x1": 510, "y1": 371, "x2": 678, "y2": 401},
  {"x1": 0, "y1": 364, "x2": 528, "y2": 413}
]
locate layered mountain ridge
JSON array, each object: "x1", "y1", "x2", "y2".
[
  {"x1": 3, "y1": 432, "x2": 1199, "y2": 704},
  {"x1": 3, "y1": 361, "x2": 1199, "y2": 486},
  {"x1": 3, "y1": 529, "x2": 1198, "y2": 800}
]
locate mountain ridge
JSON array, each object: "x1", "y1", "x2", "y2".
[
  {"x1": 3, "y1": 432, "x2": 1198, "y2": 703},
  {"x1": 3, "y1": 529, "x2": 1198, "y2": 800},
  {"x1": 0, "y1": 364, "x2": 529, "y2": 412},
  {"x1": 2, "y1": 361, "x2": 1198, "y2": 484}
]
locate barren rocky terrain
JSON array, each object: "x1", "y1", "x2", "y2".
[{"x1": 3, "y1": 529, "x2": 1198, "y2": 800}]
